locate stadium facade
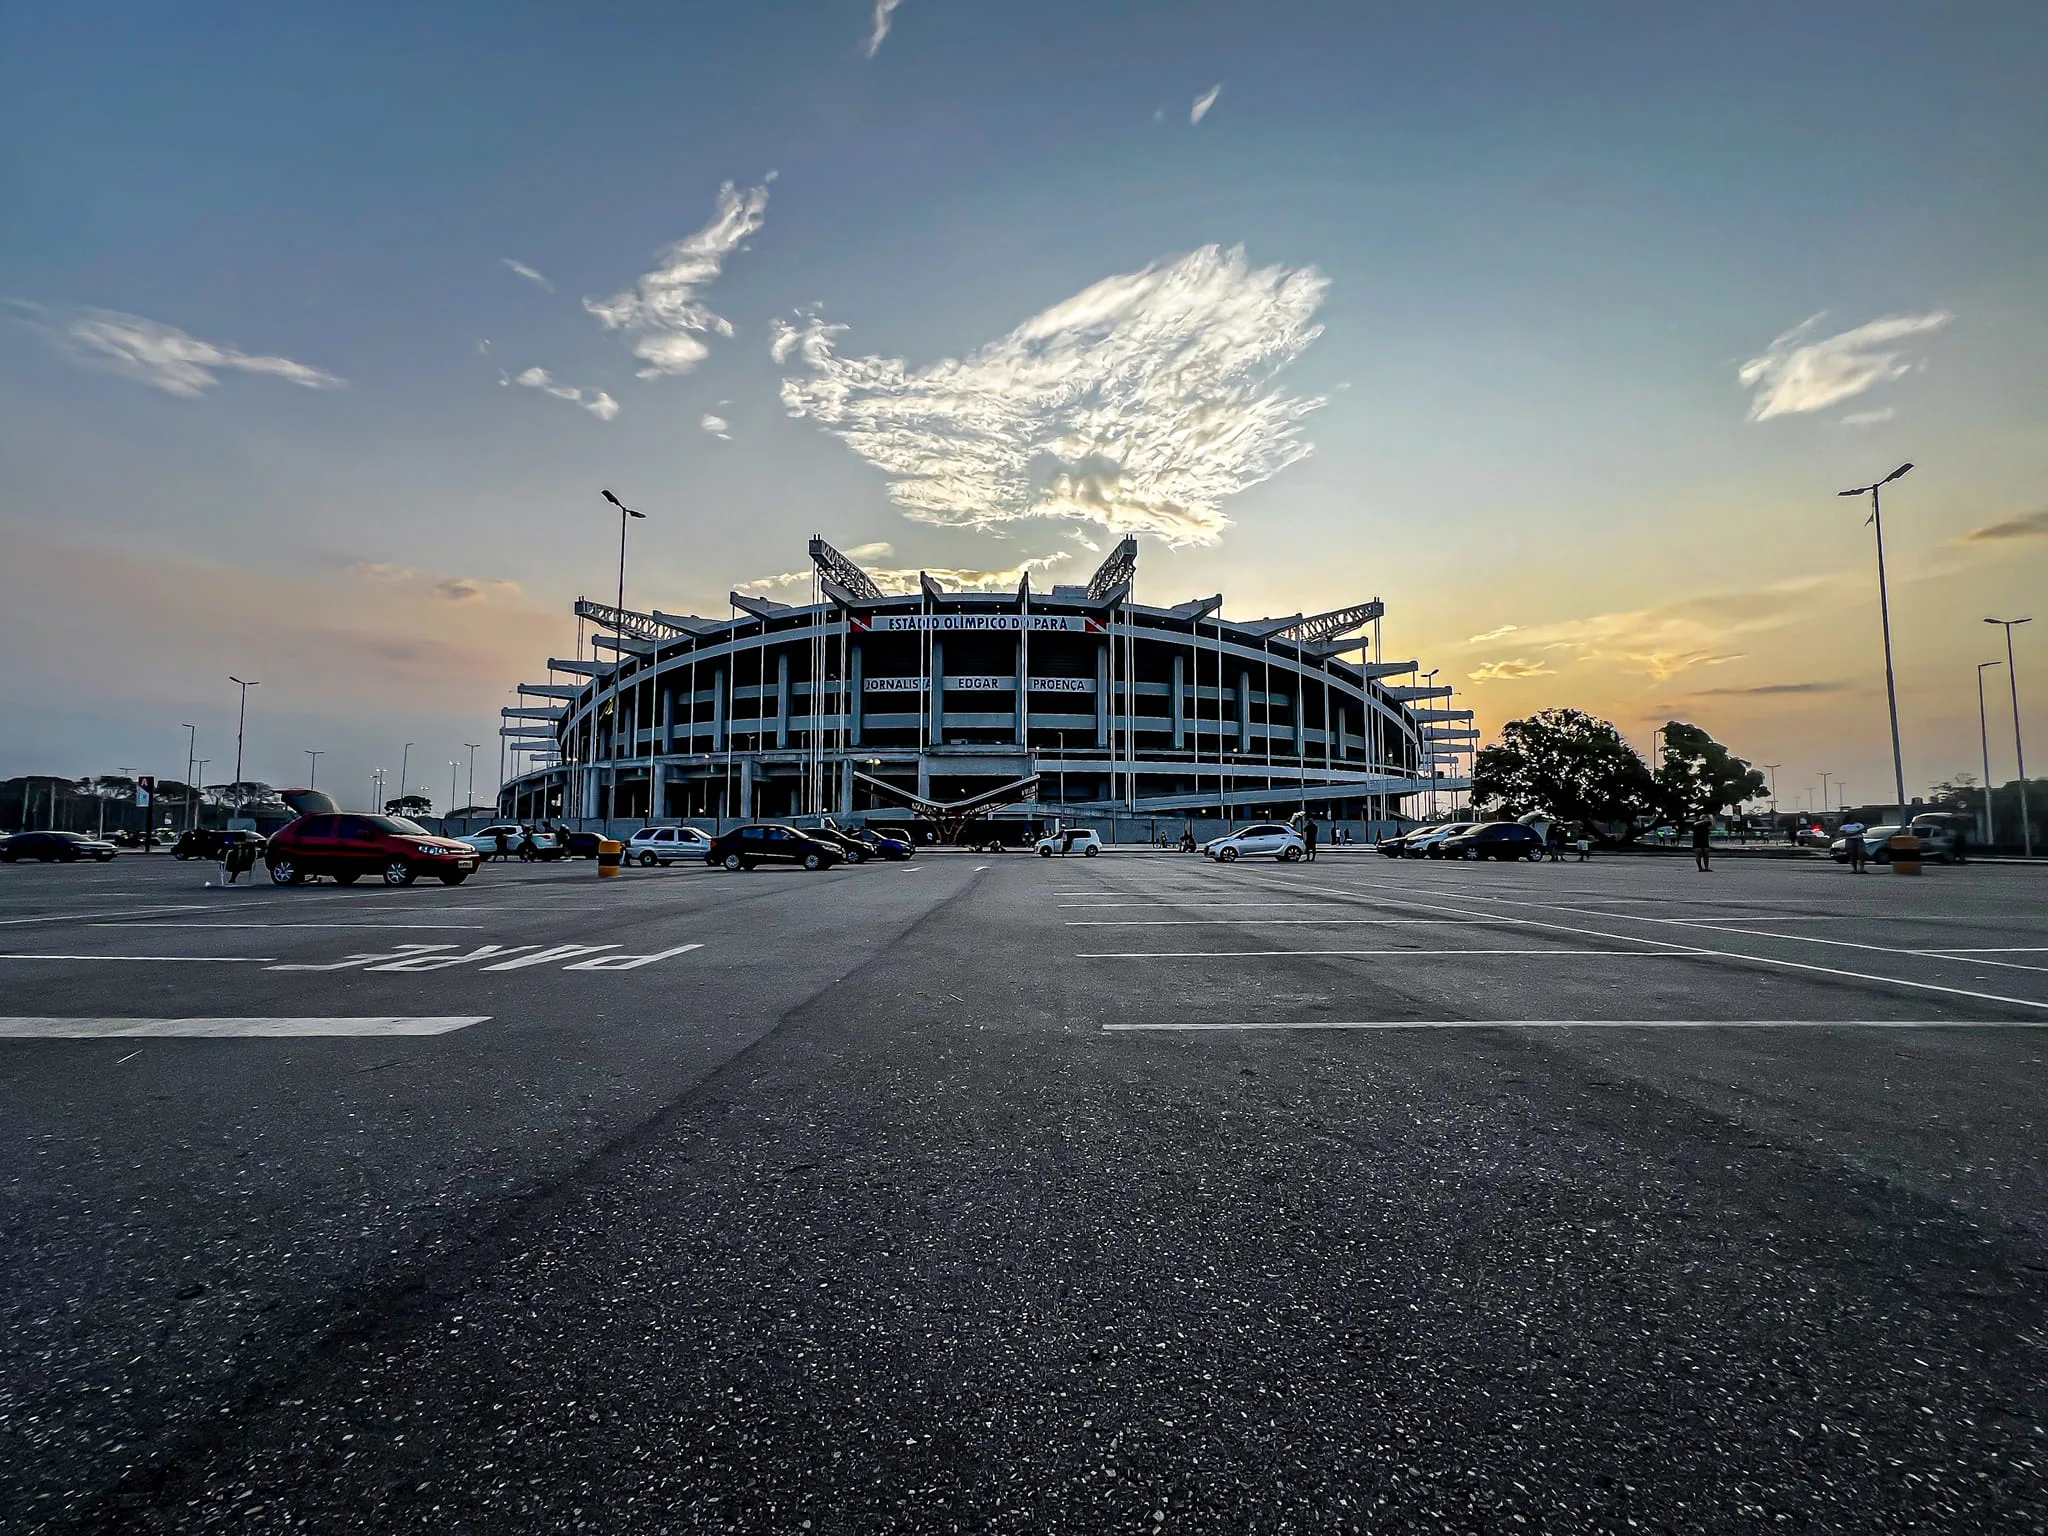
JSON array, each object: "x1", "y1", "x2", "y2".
[{"x1": 497, "y1": 537, "x2": 1475, "y2": 829}]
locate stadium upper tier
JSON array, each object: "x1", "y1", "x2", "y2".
[{"x1": 498, "y1": 536, "x2": 1474, "y2": 825}]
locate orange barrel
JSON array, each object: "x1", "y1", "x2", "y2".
[
  {"x1": 597, "y1": 838, "x2": 624, "y2": 877},
  {"x1": 1888, "y1": 830, "x2": 1922, "y2": 875}
]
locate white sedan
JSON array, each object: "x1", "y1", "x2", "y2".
[
  {"x1": 626, "y1": 825, "x2": 714, "y2": 866},
  {"x1": 1202, "y1": 823, "x2": 1306, "y2": 863}
]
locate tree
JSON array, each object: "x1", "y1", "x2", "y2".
[
  {"x1": 386, "y1": 794, "x2": 433, "y2": 817},
  {"x1": 1654, "y1": 721, "x2": 1768, "y2": 822},
  {"x1": 1472, "y1": 709, "x2": 1657, "y2": 834}
]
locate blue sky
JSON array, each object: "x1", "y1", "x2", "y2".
[{"x1": 3, "y1": 2, "x2": 2044, "y2": 811}]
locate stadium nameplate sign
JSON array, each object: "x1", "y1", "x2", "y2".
[
  {"x1": 851, "y1": 614, "x2": 1106, "y2": 634},
  {"x1": 866, "y1": 675, "x2": 1095, "y2": 693}
]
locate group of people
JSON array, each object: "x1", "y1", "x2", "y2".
[{"x1": 486, "y1": 822, "x2": 566, "y2": 862}]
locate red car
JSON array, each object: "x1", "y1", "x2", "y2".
[{"x1": 262, "y1": 813, "x2": 481, "y2": 887}]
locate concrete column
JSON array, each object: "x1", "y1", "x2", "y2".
[
  {"x1": 1292, "y1": 675, "x2": 1306, "y2": 757},
  {"x1": 739, "y1": 757, "x2": 755, "y2": 820},
  {"x1": 849, "y1": 643, "x2": 864, "y2": 746},
  {"x1": 651, "y1": 761, "x2": 665, "y2": 819},
  {"x1": 775, "y1": 652, "x2": 791, "y2": 750},
  {"x1": 1095, "y1": 641, "x2": 1110, "y2": 748},
  {"x1": 1238, "y1": 668, "x2": 1253, "y2": 752},
  {"x1": 1171, "y1": 653, "x2": 1186, "y2": 749},
  {"x1": 930, "y1": 638, "x2": 946, "y2": 747},
  {"x1": 712, "y1": 666, "x2": 728, "y2": 752},
  {"x1": 1015, "y1": 633, "x2": 1028, "y2": 746}
]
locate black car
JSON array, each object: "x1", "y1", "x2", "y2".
[
  {"x1": 704, "y1": 823, "x2": 845, "y2": 871},
  {"x1": 1436, "y1": 822, "x2": 1545, "y2": 862},
  {"x1": 171, "y1": 827, "x2": 266, "y2": 861},
  {"x1": 1, "y1": 831, "x2": 119, "y2": 863},
  {"x1": 804, "y1": 823, "x2": 875, "y2": 864},
  {"x1": 564, "y1": 830, "x2": 604, "y2": 859}
]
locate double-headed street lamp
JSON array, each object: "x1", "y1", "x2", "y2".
[
  {"x1": 1985, "y1": 616, "x2": 2033, "y2": 855},
  {"x1": 1837, "y1": 462, "x2": 1913, "y2": 809},
  {"x1": 228, "y1": 676, "x2": 259, "y2": 805},
  {"x1": 464, "y1": 743, "x2": 482, "y2": 816},
  {"x1": 1977, "y1": 660, "x2": 2004, "y2": 847},
  {"x1": 599, "y1": 490, "x2": 647, "y2": 824}
]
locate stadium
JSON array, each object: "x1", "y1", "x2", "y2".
[{"x1": 497, "y1": 537, "x2": 1475, "y2": 836}]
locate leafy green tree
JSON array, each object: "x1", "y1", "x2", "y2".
[
  {"x1": 386, "y1": 794, "x2": 433, "y2": 817},
  {"x1": 1472, "y1": 708, "x2": 1657, "y2": 834},
  {"x1": 1654, "y1": 721, "x2": 1768, "y2": 822}
]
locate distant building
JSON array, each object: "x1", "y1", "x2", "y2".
[{"x1": 498, "y1": 537, "x2": 1474, "y2": 826}]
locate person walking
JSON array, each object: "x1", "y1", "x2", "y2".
[
  {"x1": 1303, "y1": 817, "x2": 1320, "y2": 863},
  {"x1": 1692, "y1": 816, "x2": 1713, "y2": 873},
  {"x1": 492, "y1": 826, "x2": 511, "y2": 863},
  {"x1": 1844, "y1": 823, "x2": 1868, "y2": 874},
  {"x1": 1575, "y1": 832, "x2": 1592, "y2": 862}
]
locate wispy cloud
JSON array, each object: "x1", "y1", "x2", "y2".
[
  {"x1": 700, "y1": 412, "x2": 731, "y2": 439},
  {"x1": 1490, "y1": 576, "x2": 1846, "y2": 682},
  {"x1": 1838, "y1": 406, "x2": 1894, "y2": 427},
  {"x1": 1190, "y1": 83, "x2": 1222, "y2": 124},
  {"x1": 1959, "y1": 508, "x2": 2048, "y2": 544},
  {"x1": 585, "y1": 179, "x2": 771, "y2": 378},
  {"x1": 1691, "y1": 680, "x2": 1846, "y2": 697},
  {"x1": 1466, "y1": 623, "x2": 1521, "y2": 644},
  {"x1": 1468, "y1": 658, "x2": 1553, "y2": 681},
  {"x1": 501, "y1": 258, "x2": 553, "y2": 292},
  {"x1": 863, "y1": 0, "x2": 902, "y2": 57},
  {"x1": 1738, "y1": 311, "x2": 1950, "y2": 421},
  {"x1": 38, "y1": 307, "x2": 344, "y2": 398},
  {"x1": 773, "y1": 244, "x2": 1327, "y2": 546},
  {"x1": 738, "y1": 552, "x2": 1066, "y2": 597},
  {"x1": 503, "y1": 365, "x2": 619, "y2": 421},
  {"x1": 350, "y1": 562, "x2": 522, "y2": 604},
  {"x1": 433, "y1": 575, "x2": 523, "y2": 603}
]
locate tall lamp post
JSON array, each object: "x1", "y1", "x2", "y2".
[
  {"x1": 599, "y1": 491, "x2": 647, "y2": 826},
  {"x1": 464, "y1": 743, "x2": 481, "y2": 817},
  {"x1": 1817, "y1": 771, "x2": 1833, "y2": 818},
  {"x1": 1838, "y1": 462, "x2": 1913, "y2": 809},
  {"x1": 1762, "y1": 762, "x2": 1781, "y2": 811},
  {"x1": 304, "y1": 749, "x2": 323, "y2": 790},
  {"x1": 372, "y1": 767, "x2": 386, "y2": 814},
  {"x1": 1985, "y1": 616, "x2": 2033, "y2": 855},
  {"x1": 228, "y1": 676, "x2": 258, "y2": 811},
  {"x1": 1977, "y1": 660, "x2": 2004, "y2": 848},
  {"x1": 449, "y1": 761, "x2": 460, "y2": 824},
  {"x1": 181, "y1": 723, "x2": 199, "y2": 831},
  {"x1": 399, "y1": 743, "x2": 414, "y2": 811}
]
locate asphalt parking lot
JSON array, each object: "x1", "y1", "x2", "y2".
[{"x1": 3, "y1": 847, "x2": 2045, "y2": 1531}]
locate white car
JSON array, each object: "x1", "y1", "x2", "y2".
[
  {"x1": 1202, "y1": 823, "x2": 1306, "y2": 863},
  {"x1": 458, "y1": 823, "x2": 530, "y2": 855},
  {"x1": 626, "y1": 825, "x2": 714, "y2": 866},
  {"x1": 1035, "y1": 828, "x2": 1102, "y2": 857}
]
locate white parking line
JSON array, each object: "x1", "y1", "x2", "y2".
[
  {"x1": 90, "y1": 922, "x2": 488, "y2": 930},
  {"x1": 1067, "y1": 917, "x2": 1500, "y2": 927},
  {"x1": 0, "y1": 954, "x2": 277, "y2": 963},
  {"x1": 0, "y1": 1016, "x2": 490, "y2": 1039},
  {"x1": 1102, "y1": 1018, "x2": 2048, "y2": 1032},
  {"x1": 1237, "y1": 877, "x2": 2048, "y2": 1015},
  {"x1": 1076, "y1": 947, "x2": 1714, "y2": 959},
  {"x1": 0, "y1": 904, "x2": 208, "y2": 927}
]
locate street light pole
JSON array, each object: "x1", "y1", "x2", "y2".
[
  {"x1": 1838, "y1": 463, "x2": 1913, "y2": 809},
  {"x1": 600, "y1": 491, "x2": 647, "y2": 828},
  {"x1": 1985, "y1": 616, "x2": 2034, "y2": 856},
  {"x1": 449, "y1": 761, "x2": 460, "y2": 823},
  {"x1": 1818, "y1": 770, "x2": 1832, "y2": 816},
  {"x1": 1762, "y1": 762, "x2": 1780, "y2": 811},
  {"x1": 1978, "y1": 661, "x2": 2004, "y2": 848},
  {"x1": 464, "y1": 743, "x2": 481, "y2": 816},
  {"x1": 181, "y1": 723, "x2": 199, "y2": 832},
  {"x1": 399, "y1": 743, "x2": 413, "y2": 811},
  {"x1": 228, "y1": 676, "x2": 258, "y2": 811},
  {"x1": 305, "y1": 749, "x2": 323, "y2": 790}
]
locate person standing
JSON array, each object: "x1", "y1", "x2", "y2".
[
  {"x1": 1303, "y1": 817, "x2": 1320, "y2": 863},
  {"x1": 1844, "y1": 824, "x2": 1868, "y2": 874},
  {"x1": 1692, "y1": 816, "x2": 1713, "y2": 873}
]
